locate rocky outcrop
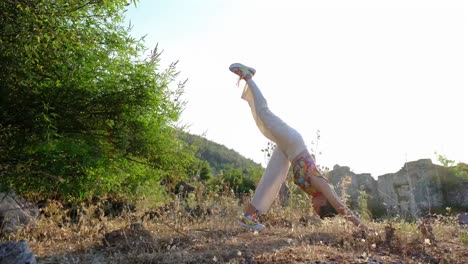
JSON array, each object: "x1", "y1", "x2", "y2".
[
  {"x1": 328, "y1": 165, "x2": 382, "y2": 216},
  {"x1": 0, "y1": 191, "x2": 39, "y2": 235},
  {"x1": 328, "y1": 159, "x2": 468, "y2": 219},
  {"x1": 377, "y1": 159, "x2": 445, "y2": 218},
  {"x1": 0, "y1": 240, "x2": 37, "y2": 264}
]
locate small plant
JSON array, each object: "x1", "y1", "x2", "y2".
[
  {"x1": 461, "y1": 233, "x2": 468, "y2": 244},
  {"x1": 340, "y1": 175, "x2": 352, "y2": 207},
  {"x1": 358, "y1": 190, "x2": 372, "y2": 221}
]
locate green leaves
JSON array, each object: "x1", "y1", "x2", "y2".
[{"x1": 0, "y1": 0, "x2": 192, "y2": 202}]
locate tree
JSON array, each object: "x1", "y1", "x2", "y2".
[
  {"x1": 0, "y1": 0, "x2": 193, "y2": 201},
  {"x1": 199, "y1": 161, "x2": 212, "y2": 181}
]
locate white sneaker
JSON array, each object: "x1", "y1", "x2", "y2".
[
  {"x1": 238, "y1": 215, "x2": 265, "y2": 231},
  {"x1": 229, "y1": 63, "x2": 256, "y2": 85}
]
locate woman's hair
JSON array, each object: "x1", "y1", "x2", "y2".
[{"x1": 318, "y1": 201, "x2": 338, "y2": 219}]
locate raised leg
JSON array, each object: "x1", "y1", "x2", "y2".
[{"x1": 242, "y1": 78, "x2": 306, "y2": 161}]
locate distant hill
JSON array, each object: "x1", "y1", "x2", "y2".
[{"x1": 180, "y1": 132, "x2": 264, "y2": 174}]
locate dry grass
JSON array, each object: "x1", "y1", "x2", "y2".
[{"x1": 3, "y1": 193, "x2": 468, "y2": 264}]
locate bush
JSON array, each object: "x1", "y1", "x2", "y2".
[{"x1": 0, "y1": 0, "x2": 194, "y2": 202}]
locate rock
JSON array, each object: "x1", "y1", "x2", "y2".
[
  {"x1": 379, "y1": 160, "x2": 468, "y2": 218},
  {"x1": 328, "y1": 160, "x2": 468, "y2": 219},
  {"x1": 329, "y1": 165, "x2": 383, "y2": 216},
  {"x1": 458, "y1": 212, "x2": 468, "y2": 225},
  {"x1": 0, "y1": 191, "x2": 39, "y2": 235},
  {"x1": 0, "y1": 240, "x2": 37, "y2": 264}
]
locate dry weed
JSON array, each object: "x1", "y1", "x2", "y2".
[{"x1": 1, "y1": 191, "x2": 467, "y2": 263}]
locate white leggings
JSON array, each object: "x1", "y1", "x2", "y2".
[{"x1": 242, "y1": 79, "x2": 308, "y2": 214}]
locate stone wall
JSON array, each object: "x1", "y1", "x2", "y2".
[{"x1": 328, "y1": 159, "x2": 468, "y2": 219}]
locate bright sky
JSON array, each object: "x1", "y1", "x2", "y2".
[{"x1": 125, "y1": 0, "x2": 467, "y2": 178}]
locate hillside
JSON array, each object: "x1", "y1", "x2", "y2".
[{"x1": 180, "y1": 132, "x2": 264, "y2": 174}]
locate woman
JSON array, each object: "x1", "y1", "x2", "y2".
[{"x1": 229, "y1": 63, "x2": 368, "y2": 231}]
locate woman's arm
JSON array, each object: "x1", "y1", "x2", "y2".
[{"x1": 310, "y1": 176, "x2": 368, "y2": 230}]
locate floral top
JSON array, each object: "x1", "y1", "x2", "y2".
[{"x1": 292, "y1": 153, "x2": 328, "y2": 197}]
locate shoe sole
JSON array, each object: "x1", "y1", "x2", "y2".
[
  {"x1": 229, "y1": 63, "x2": 256, "y2": 76},
  {"x1": 238, "y1": 220, "x2": 265, "y2": 231}
]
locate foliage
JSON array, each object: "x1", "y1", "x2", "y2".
[
  {"x1": 206, "y1": 167, "x2": 257, "y2": 195},
  {"x1": 436, "y1": 153, "x2": 468, "y2": 180},
  {"x1": 437, "y1": 154, "x2": 468, "y2": 181},
  {"x1": 287, "y1": 174, "x2": 312, "y2": 210},
  {"x1": 179, "y1": 132, "x2": 263, "y2": 194},
  {"x1": 461, "y1": 233, "x2": 468, "y2": 245},
  {"x1": 0, "y1": 0, "x2": 195, "y2": 202},
  {"x1": 357, "y1": 190, "x2": 372, "y2": 221},
  {"x1": 182, "y1": 133, "x2": 263, "y2": 178},
  {"x1": 434, "y1": 153, "x2": 468, "y2": 212},
  {"x1": 198, "y1": 160, "x2": 212, "y2": 181}
]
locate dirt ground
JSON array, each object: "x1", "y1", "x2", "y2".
[{"x1": 27, "y1": 205, "x2": 467, "y2": 264}]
